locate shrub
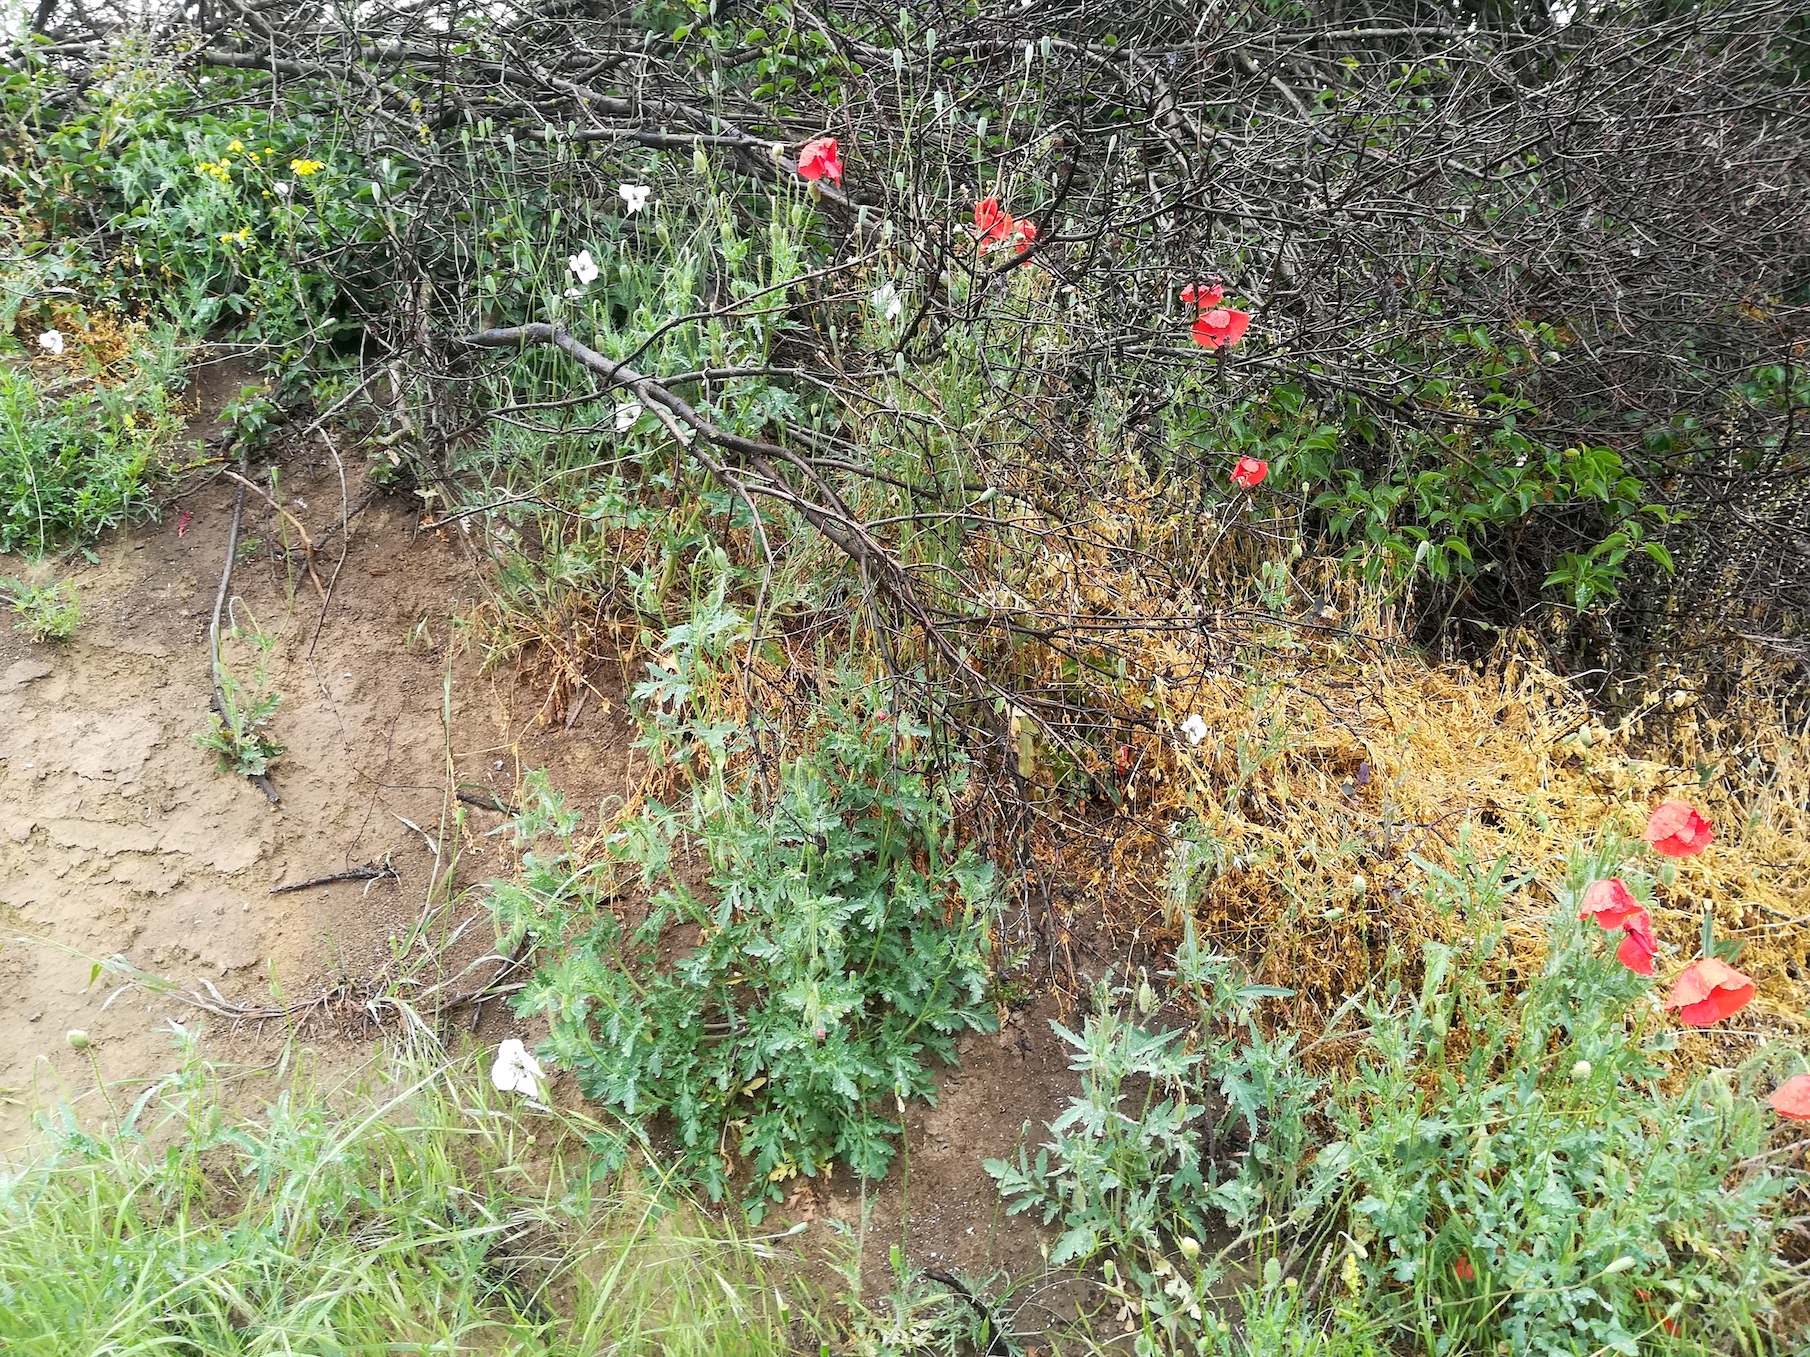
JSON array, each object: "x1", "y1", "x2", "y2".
[
  {"x1": 987, "y1": 934, "x2": 1313, "y2": 1268},
  {"x1": 498, "y1": 674, "x2": 997, "y2": 1213}
]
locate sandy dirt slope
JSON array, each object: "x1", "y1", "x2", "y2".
[{"x1": 0, "y1": 409, "x2": 644, "y2": 1152}]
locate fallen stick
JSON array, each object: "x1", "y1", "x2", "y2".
[
  {"x1": 456, "y1": 787, "x2": 517, "y2": 815},
  {"x1": 221, "y1": 468, "x2": 328, "y2": 599},
  {"x1": 270, "y1": 859, "x2": 398, "y2": 894}
]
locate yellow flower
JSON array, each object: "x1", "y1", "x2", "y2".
[
  {"x1": 289, "y1": 158, "x2": 324, "y2": 177},
  {"x1": 227, "y1": 138, "x2": 243, "y2": 152}
]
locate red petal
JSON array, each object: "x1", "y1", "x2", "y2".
[
  {"x1": 1616, "y1": 925, "x2": 1656, "y2": 976},
  {"x1": 1580, "y1": 878, "x2": 1641, "y2": 929},
  {"x1": 1666, "y1": 958, "x2": 1755, "y2": 1025},
  {"x1": 1230, "y1": 457, "x2": 1268, "y2": 489},
  {"x1": 1191, "y1": 313, "x2": 1230, "y2": 349},
  {"x1": 1643, "y1": 801, "x2": 1713, "y2": 856},
  {"x1": 796, "y1": 136, "x2": 841, "y2": 184},
  {"x1": 974, "y1": 198, "x2": 1012, "y2": 241},
  {"x1": 1769, "y1": 1074, "x2": 1810, "y2": 1120}
]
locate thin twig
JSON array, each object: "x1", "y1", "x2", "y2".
[
  {"x1": 221, "y1": 468, "x2": 327, "y2": 599},
  {"x1": 270, "y1": 858, "x2": 398, "y2": 894}
]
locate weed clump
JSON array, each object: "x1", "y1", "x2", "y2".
[
  {"x1": 1, "y1": 574, "x2": 80, "y2": 641},
  {"x1": 495, "y1": 679, "x2": 996, "y2": 1213}
]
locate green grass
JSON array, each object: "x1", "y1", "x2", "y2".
[
  {"x1": 1, "y1": 573, "x2": 80, "y2": 640},
  {"x1": 0, "y1": 328, "x2": 183, "y2": 554},
  {"x1": 0, "y1": 1028, "x2": 796, "y2": 1355}
]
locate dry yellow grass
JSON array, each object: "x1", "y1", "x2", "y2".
[{"x1": 1012, "y1": 629, "x2": 1808, "y2": 1063}]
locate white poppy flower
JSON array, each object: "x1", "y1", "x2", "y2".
[
  {"x1": 490, "y1": 1038, "x2": 545, "y2": 1100},
  {"x1": 565, "y1": 287, "x2": 587, "y2": 299},
  {"x1": 871, "y1": 282, "x2": 904, "y2": 321},
  {"x1": 618, "y1": 183, "x2": 651, "y2": 215},
  {"x1": 37, "y1": 329, "x2": 64, "y2": 356},
  {"x1": 614, "y1": 400, "x2": 643, "y2": 433},
  {"x1": 272, "y1": 181, "x2": 291, "y2": 197},
  {"x1": 567, "y1": 250, "x2": 600, "y2": 286},
  {"x1": 1180, "y1": 713, "x2": 1209, "y2": 746}
]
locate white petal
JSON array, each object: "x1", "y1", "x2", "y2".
[
  {"x1": 1181, "y1": 714, "x2": 1209, "y2": 746},
  {"x1": 614, "y1": 400, "x2": 643, "y2": 432},
  {"x1": 567, "y1": 250, "x2": 599, "y2": 285},
  {"x1": 618, "y1": 184, "x2": 650, "y2": 214},
  {"x1": 490, "y1": 1038, "x2": 545, "y2": 1099},
  {"x1": 37, "y1": 329, "x2": 64, "y2": 355}
]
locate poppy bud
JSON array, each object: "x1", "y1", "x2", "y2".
[
  {"x1": 66, "y1": 1029, "x2": 92, "y2": 1051},
  {"x1": 1178, "y1": 1235, "x2": 1201, "y2": 1259},
  {"x1": 1570, "y1": 1060, "x2": 1592, "y2": 1080},
  {"x1": 1349, "y1": 873, "x2": 1368, "y2": 896}
]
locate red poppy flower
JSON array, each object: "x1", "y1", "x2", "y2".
[
  {"x1": 1191, "y1": 307, "x2": 1251, "y2": 350},
  {"x1": 1634, "y1": 1290, "x2": 1680, "y2": 1336},
  {"x1": 1180, "y1": 281, "x2": 1224, "y2": 309},
  {"x1": 1453, "y1": 1255, "x2": 1475, "y2": 1281},
  {"x1": 1230, "y1": 456, "x2": 1268, "y2": 490},
  {"x1": 1664, "y1": 957, "x2": 1756, "y2": 1027},
  {"x1": 974, "y1": 197, "x2": 1014, "y2": 248},
  {"x1": 1615, "y1": 908, "x2": 1658, "y2": 976},
  {"x1": 1770, "y1": 1074, "x2": 1810, "y2": 1120},
  {"x1": 1579, "y1": 877, "x2": 1643, "y2": 930},
  {"x1": 1642, "y1": 800, "x2": 1714, "y2": 857},
  {"x1": 796, "y1": 136, "x2": 843, "y2": 186}
]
